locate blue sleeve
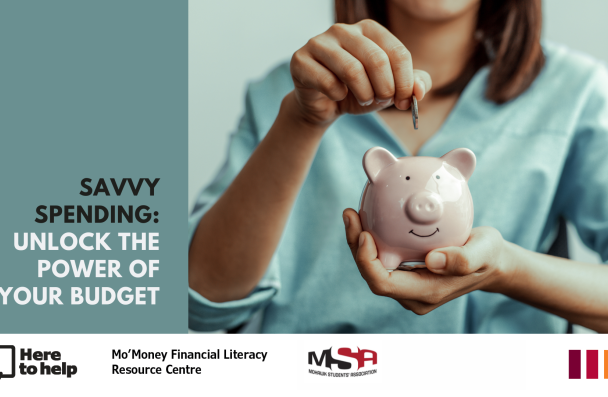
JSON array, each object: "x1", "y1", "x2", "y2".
[
  {"x1": 555, "y1": 64, "x2": 608, "y2": 262},
  {"x1": 188, "y1": 87, "x2": 282, "y2": 332}
]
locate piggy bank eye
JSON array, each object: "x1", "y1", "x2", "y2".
[
  {"x1": 405, "y1": 176, "x2": 410, "y2": 180},
  {"x1": 436, "y1": 175, "x2": 440, "y2": 179}
]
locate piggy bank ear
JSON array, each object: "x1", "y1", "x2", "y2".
[
  {"x1": 363, "y1": 147, "x2": 398, "y2": 183},
  {"x1": 440, "y1": 148, "x2": 476, "y2": 181}
]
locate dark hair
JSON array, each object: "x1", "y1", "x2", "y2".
[{"x1": 335, "y1": 0, "x2": 545, "y2": 104}]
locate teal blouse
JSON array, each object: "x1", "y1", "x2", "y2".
[{"x1": 189, "y1": 42, "x2": 608, "y2": 333}]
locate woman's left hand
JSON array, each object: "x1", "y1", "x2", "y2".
[{"x1": 342, "y1": 208, "x2": 511, "y2": 315}]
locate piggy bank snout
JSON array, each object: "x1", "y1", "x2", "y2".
[{"x1": 406, "y1": 192, "x2": 443, "y2": 224}]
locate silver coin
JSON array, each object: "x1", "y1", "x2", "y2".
[{"x1": 411, "y1": 95, "x2": 418, "y2": 130}]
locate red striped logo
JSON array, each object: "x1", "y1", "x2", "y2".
[{"x1": 569, "y1": 350, "x2": 607, "y2": 379}]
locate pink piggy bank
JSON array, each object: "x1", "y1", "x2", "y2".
[{"x1": 359, "y1": 147, "x2": 476, "y2": 270}]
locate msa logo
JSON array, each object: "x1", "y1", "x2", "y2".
[{"x1": 307, "y1": 347, "x2": 378, "y2": 378}]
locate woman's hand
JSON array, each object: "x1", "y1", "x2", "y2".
[
  {"x1": 288, "y1": 19, "x2": 432, "y2": 127},
  {"x1": 342, "y1": 208, "x2": 508, "y2": 315}
]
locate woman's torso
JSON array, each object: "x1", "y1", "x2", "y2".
[{"x1": 227, "y1": 41, "x2": 607, "y2": 333}]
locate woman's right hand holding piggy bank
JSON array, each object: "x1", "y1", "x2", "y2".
[
  {"x1": 343, "y1": 209, "x2": 509, "y2": 316},
  {"x1": 286, "y1": 19, "x2": 432, "y2": 128}
]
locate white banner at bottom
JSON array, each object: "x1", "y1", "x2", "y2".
[{"x1": 0, "y1": 334, "x2": 605, "y2": 396}]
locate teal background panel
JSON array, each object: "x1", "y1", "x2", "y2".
[{"x1": 0, "y1": 0, "x2": 188, "y2": 333}]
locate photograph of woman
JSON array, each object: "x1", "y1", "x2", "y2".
[{"x1": 188, "y1": 0, "x2": 608, "y2": 333}]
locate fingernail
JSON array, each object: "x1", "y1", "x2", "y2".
[
  {"x1": 343, "y1": 214, "x2": 350, "y2": 228},
  {"x1": 358, "y1": 233, "x2": 365, "y2": 247},
  {"x1": 427, "y1": 252, "x2": 446, "y2": 270},
  {"x1": 358, "y1": 98, "x2": 373, "y2": 106},
  {"x1": 375, "y1": 97, "x2": 392, "y2": 106},
  {"x1": 381, "y1": 98, "x2": 394, "y2": 108},
  {"x1": 397, "y1": 98, "x2": 410, "y2": 110}
]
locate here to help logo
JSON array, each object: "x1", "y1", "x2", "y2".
[
  {"x1": 0, "y1": 345, "x2": 77, "y2": 380},
  {"x1": 308, "y1": 347, "x2": 378, "y2": 378},
  {"x1": 0, "y1": 346, "x2": 16, "y2": 379}
]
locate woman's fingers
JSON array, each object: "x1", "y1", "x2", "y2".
[
  {"x1": 338, "y1": 27, "x2": 396, "y2": 105},
  {"x1": 307, "y1": 36, "x2": 376, "y2": 106},
  {"x1": 343, "y1": 208, "x2": 362, "y2": 259},
  {"x1": 291, "y1": 50, "x2": 348, "y2": 102},
  {"x1": 413, "y1": 69, "x2": 432, "y2": 101},
  {"x1": 352, "y1": 228, "x2": 429, "y2": 299},
  {"x1": 425, "y1": 227, "x2": 503, "y2": 277},
  {"x1": 355, "y1": 232, "x2": 397, "y2": 295},
  {"x1": 293, "y1": 19, "x2": 433, "y2": 122},
  {"x1": 344, "y1": 214, "x2": 503, "y2": 314},
  {"x1": 343, "y1": 209, "x2": 392, "y2": 294},
  {"x1": 305, "y1": 21, "x2": 432, "y2": 108},
  {"x1": 344, "y1": 207, "x2": 435, "y2": 299},
  {"x1": 343, "y1": 207, "x2": 486, "y2": 309},
  {"x1": 358, "y1": 19, "x2": 415, "y2": 110}
]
